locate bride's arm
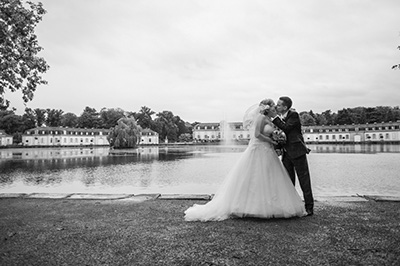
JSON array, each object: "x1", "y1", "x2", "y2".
[{"x1": 254, "y1": 115, "x2": 277, "y2": 145}]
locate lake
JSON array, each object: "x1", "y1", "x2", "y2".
[{"x1": 1, "y1": 144, "x2": 400, "y2": 197}]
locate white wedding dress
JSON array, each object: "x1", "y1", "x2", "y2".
[{"x1": 184, "y1": 118, "x2": 306, "y2": 222}]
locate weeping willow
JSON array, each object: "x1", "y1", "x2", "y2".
[{"x1": 107, "y1": 117, "x2": 141, "y2": 149}]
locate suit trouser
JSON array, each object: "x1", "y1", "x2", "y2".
[{"x1": 282, "y1": 153, "x2": 314, "y2": 211}]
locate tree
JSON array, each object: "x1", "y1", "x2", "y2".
[
  {"x1": 314, "y1": 113, "x2": 327, "y2": 125},
  {"x1": 154, "y1": 111, "x2": 179, "y2": 142},
  {"x1": 321, "y1": 110, "x2": 335, "y2": 125},
  {"x1": 336, "y1": 108, "x2": 355, "y2": 125},
  {"x1": 60, "y1": 112, "x2": 78, "y2": 128},
  {"x1": 78, "y1": 106, "x2": 101, "y2": 128},
  {"x1": 178, "y1": 133, "x2": 192, "y2": 142},
  {"x1": 365, "y1": 107, "x2": 381, "y2": 123},
  {"x1": 136, "y1": 106, "x2": 155, "y2": 130},
  {"x1": 107, "y1": 117, "x2": 140, "y2": 149},
  {"x1": 99, "y1": 107, "x2": 125, "y2": 129},
  {"x1": 299, "y1": 112, "x2": 316, "y2": 126},
  {"x1": 22, "y1": 107, "x2": 36, "y2": 129},
  {"x1": 0, "y1": 0, "x2": 49, "y2": 108},
  {"x1": 46, "y1": 108, "x2": 63, "y2": 127},
  {"x1": 174, "y1": 115, "x2": 189, "y2": 136},
  {"x1": 0, "y1": 109, "x2": 24, "y2": 143},
  {"x1": 34, "y1": 108, "x2": 46, "y2": 126}
]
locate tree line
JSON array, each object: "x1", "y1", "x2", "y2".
[
  {"x1": 0, "y1": 106, "x2": 196, "y2": 144},
  {"x1": 2, "y1": 104, "x2": 400, "y2": 145},
  {"x1": 299, "y1": 106, "x2": 400, "y2": 126}
]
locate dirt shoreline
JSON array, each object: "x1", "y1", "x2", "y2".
[{"x1": 1, "y1": 197, "x2": 399, "y2": 265}]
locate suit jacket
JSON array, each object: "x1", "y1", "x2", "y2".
[{"x1": 272, "y1": 110, "x2": 309, "y2": 159}]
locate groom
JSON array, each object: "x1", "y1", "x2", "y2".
[{"x1": 270, "y1": 96, "x2": 314, "y2": 216}]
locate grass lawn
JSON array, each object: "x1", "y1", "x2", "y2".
[{"x1": 1, "y1": 198, "x2": 399, "y2": 265}]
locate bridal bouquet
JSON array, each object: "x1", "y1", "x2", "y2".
[
  {"x1": 272, "y1": 129, "x2": 286, "y2": 156},
  {"x1": 272, "y1": 129, "x2": 286, "y2": 145}
]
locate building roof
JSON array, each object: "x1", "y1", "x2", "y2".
[
  {"x1": 303, "y1": 120, "x2": 400, "y2": 130},
  {"x1": 0, "y1": 130, "x2": 12, "y2": 137},
  {"x1": 24, "y1": 127, "x2": 110, "y2": 134},
  {"x1": 141, "y1": 128, "x2": 158, "y2": 135}
]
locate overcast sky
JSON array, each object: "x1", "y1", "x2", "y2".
[{"x1": 6, "y1": 0, "x2": 400, "y2": 122}]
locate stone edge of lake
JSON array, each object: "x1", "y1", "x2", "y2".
[{"x1": 1, "y1": 193, "x2": 400, "y2": 202}]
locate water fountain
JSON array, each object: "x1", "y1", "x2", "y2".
[{"x1": 220, "y1": 120, "x2": 234, "y2": 146}]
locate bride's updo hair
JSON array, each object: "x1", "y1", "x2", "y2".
[{"x1": 259, "y1": 99, "x2": 275, "y2": 115}]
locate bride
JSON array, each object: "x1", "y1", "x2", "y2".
[{"x1": 184, "y1": 99, "x2": 307, "y2": 222}]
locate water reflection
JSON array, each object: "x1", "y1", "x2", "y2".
[
  {"x1": 309, "y1": 143, "x2": 400, "y2": 153},
  {"x1": 0, "y1": 144, "x2": 400, "y2": 196}
]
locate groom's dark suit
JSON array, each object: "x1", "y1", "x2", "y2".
[{"x1": 272, "y1": 110, "x2": 314, "y2": 213}]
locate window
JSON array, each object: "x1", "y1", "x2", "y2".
[
  {"x1": 325, "y1": 135, "x2": 329, "y2": 140},
  {"x1": 332, "y1": 135, "x2": 336, "y2": 140}
]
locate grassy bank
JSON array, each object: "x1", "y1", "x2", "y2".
[{"x1": 0, "y1": 198, "x2": 399, "y2": 265}]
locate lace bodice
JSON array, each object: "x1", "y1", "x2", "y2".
[{"x1": 249, "y1": 119, "x2": 275, "y2": 147}]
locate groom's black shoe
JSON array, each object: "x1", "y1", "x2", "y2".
[{"x1": 306, "y1": 209, "x2": 314, "y2": 216}]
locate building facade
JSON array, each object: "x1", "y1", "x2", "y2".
[
  {"x1": 22, "y1": 127, "x2": 111, "y2": 147},
  {"x1": 140, "y1": 128, "x2": 159, "y2": 145},
  {"x1": 22, "y1": 127, "x2": 160, "y2": 147},
  {"x1": 193, "y1": 121, "x2": 251, "y2": 142},
  {"x1": 0, "y1": 130, "x2": 13, "y2": 146},
  {"x1": 193, "y1": 120, "x2": 400, "y2": 143},
  {"x1": 303, "y1": 121, "x2": 400, "y2": 143}
]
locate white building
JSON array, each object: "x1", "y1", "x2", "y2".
[
  {"x1": 193, "y1": 120, "x2": 400, "y2": 144},
  {"x1": 193, "y1": 121, "x2": 251, "y2": 142},
  {"x1": 22, "y1": 127, "x2": 160, "y2": 147},
  {"x1": 192, "y1": 122, "x2": 220, "y2": 141},
  {"x1": 22, "y1": 127, "x2": 110, "y2": 147},
  {"x1": 140, "y1": 128, "x2": 159, "y2": 145},
  {"x1": 0, "y1": 130, "x2": 13, "y2": 146},
  {"x1": 303, "y1": 121, "x2": 400, "y2": 143}
]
